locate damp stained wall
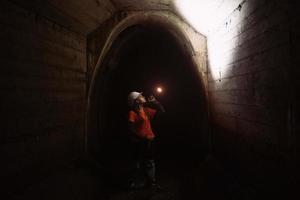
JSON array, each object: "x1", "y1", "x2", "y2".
[{"x1": 0, "y1": 0, "x2": 87, "y2": 194}]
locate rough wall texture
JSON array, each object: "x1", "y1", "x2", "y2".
[
  {"x1": 87, "y1": 11, "x2": 125, "y2": 90},
  {"x1": 87, "y1": 11, "x2": 207, "y2": 92},
  {"x1": 289, "y1": 0, "x2": 300, "y2": 170},
  {"x1": 207, "y1": 0, "x2": 293, "y2": 183},
  {"x1": 0, "y1": 0, "x2": 86, "y2": 195}
]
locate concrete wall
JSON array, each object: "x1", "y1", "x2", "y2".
[
  {"x1": 289, "y1": 0, "x2": 300, "y2": 172},
  {"x1": 87, "y1": 11, "x2": 208, "y2": 91},
  {"x1": 0, "y1": 0, "x2": 86, "y2": 195},
  {"x1": 207, "y1": 0, "x2": 293, "y2": 184}
]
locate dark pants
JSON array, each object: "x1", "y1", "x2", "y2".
[{"x1": 130, "y1": 139, "x2": 156, "y2": 187}]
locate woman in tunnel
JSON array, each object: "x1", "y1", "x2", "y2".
[{"x1": 127, "y1": 91, "x2": 165, "y2": 189}]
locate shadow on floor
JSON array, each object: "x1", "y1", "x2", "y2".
[{"x1": 7, "y1": 153, "x2": 295, "y2": 200}]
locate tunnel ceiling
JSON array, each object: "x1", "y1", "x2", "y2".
[
  {"x1": 10, "y1": 0, "x2": 173, "y2": 35},
  {"x1": 10, "y1": 0, "x2": 225, "y2": 35}
]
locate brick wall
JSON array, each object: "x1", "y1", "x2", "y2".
[
  {"x1": 207, "y1": 0, "x2": 292, "y2": 183},
  {"x1": 0, "y1": 0, "x2": 86, "y2": 196}
]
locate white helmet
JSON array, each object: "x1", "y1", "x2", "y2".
[{"x1": 128, "y1": 91, "x2": 142, "y2": 106}]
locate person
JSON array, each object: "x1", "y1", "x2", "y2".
[{"x1": 127, "y1": 91, "x2": 165, "y2": 189}]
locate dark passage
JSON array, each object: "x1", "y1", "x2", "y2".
[
  {"x1": 5, "y1": 23, "x2": 289, "y2": 200},
  {"x1": 97, "y1": 25, "x2": 208, "y2": 160},
  {"x1": 91, "y1": 25, "x2": 210, "y2": 199},
  {"x1": 2, "y1": 0, "x2": 299, "y2": 199},
  {"x1": 7, "y1": 24, "x2": 261, "y2": 200}
]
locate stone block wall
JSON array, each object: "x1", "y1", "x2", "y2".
[
  {"x1": 207, "y1": 0, "x2": 293, "y2": 186},
  {"x1": 0, "y1": 0, "x2": 87, "y2": 196}
]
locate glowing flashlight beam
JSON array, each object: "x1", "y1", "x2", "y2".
[{"x1": 157, "y1": 87, "x2": 163, "y2": 93}]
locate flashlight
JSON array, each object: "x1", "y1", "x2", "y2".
[{"x1": 156, "y1": 87, "x2": 163, "y2": 93}]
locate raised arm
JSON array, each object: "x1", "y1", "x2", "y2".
[{"x1": 146, "y1": 95, "x2": 165, "y2": 114}]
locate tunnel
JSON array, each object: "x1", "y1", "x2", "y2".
[
  {"x1": 1, "y1": 0, "x2": 299, "y2": 199},
  {"x1": 87, "y1": 23, "x2": 209, "y2": 191}
]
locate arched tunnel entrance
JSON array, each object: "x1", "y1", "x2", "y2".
[{"x1": 87, "y1": 23, "x2": 209, "y2": 192}]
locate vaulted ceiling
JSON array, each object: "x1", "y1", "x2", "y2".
[
  {"x1": 10, "y1": 0, "x2": 176, "y2": 35},
  {"x1": 10, "y1": 0, "x2": 232, "y2": 35}
]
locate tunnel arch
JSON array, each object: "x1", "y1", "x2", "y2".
[{"x1": 86, "y1": 13, "x2": 209, "y2": 165}]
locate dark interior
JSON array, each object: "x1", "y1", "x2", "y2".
[
  {"x1": 2, "y1": 1, "x2": 299, "y2": 199},
  {"x1": 94, "y1": 25, "x2": 208, "y2": 179}
]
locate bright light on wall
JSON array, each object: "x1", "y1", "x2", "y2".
[
  {"x1": 174, "y1": 0, "x2": 224, "y2": 35},
  {"x1": 174, "y1": 0, "x2": 246, "y2": 80}
]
